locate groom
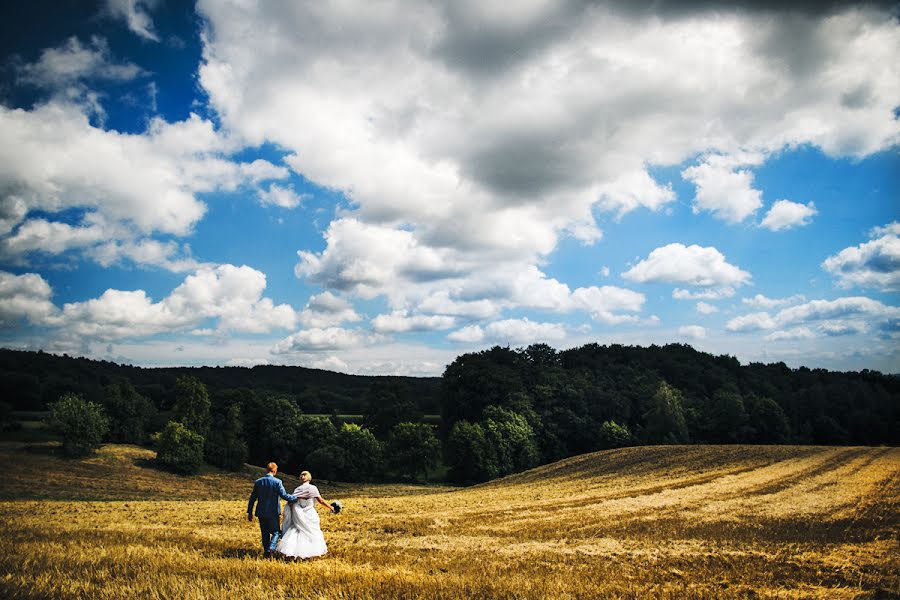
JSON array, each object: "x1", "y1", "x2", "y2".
[{"x1": 247, "y1": 462, "x2": 297, "y2": 557}]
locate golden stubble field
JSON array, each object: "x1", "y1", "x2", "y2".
[{"x1": 0, "y1": 442, "x2": 897, "y2": 599}]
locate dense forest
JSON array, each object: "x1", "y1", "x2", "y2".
[{"x1": 2, "y1": 344, "x2": 897, "y2": 484}]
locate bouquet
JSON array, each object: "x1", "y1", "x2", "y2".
[{"x1": 331, "y1": 500, "x2": 342, "y2": 514}]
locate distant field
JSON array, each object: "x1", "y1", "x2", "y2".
[{"x1": 0, "y1": 442, "x2": 896, "y2": 599}]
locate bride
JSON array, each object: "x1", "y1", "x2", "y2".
[{"x1": 277, "y1": 470, "x2": 334, "y2": 560}]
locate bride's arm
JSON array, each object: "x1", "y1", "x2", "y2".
[{"x1": 316, "y1": 495, "x2": 335, "y2": 512}]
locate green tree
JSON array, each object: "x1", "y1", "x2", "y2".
[
  {"x1": 706, "y1": 387, "x2": 749, "y2": 443},
  {"x1": 295, "y1": 415, "x2": 338, "y2": 464},
  {"x1": 255, "y1": 396, "x2": 302, "y2": 466},
  {"x1": 102, "y1": 380, "x2": 156, "y2": 444},
  {"x1": 364, "y1": 379, "x2": 422, "y2": 439},
  {"x1": 336, "y1": 423, "x2": 384, "y2": 482},
  {"x1": 172, "y1": 375, "x2": 211, "y2": 436},
  {"x1": 305, "y1": 444, "x2": 347, "y2": 481},
  {"x1": 481, "y1": 405, "x2": 540, "y2": 477},
  {"x1": 47, "y1": 393, "x2": 109, "y2": 457},
  {"x1": 445, "y1": 420, "x2": 498, "y2": 484},
  {"x1": 155, "y1": 421, "x2": 205, "y2": 474},
  {"x1": 204, "y1": 404, "x2": 248, "y2": 471},
  {"x1": 642, "y1": 381, "x2": 689, "y2": 444},
  {"x1": 598, "y1": 420, "x2": 631, "y2": 449},
  {"x1": 746, "y1": 395, "x2": 791, "y2": 444},
  {"x1": 386, "y1": 422, "x2": 441, "y2": 481}
]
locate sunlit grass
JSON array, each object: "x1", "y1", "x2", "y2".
[{"x1": 0, "y1": 442, "x2": 897, "y2": 598}]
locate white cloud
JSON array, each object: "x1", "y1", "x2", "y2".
[
  {"x1": 297, "y1": 292, "x2": 362, "y2": 329},
  {"x1": 197, "y1": 1, "x2": 900, "y2": 332},
  {"x1": 570, "y1": 286, "x2": 645, "y2": 324},
  {"x1": 678, "y1": 325, "x2": 706, "y2": 339},
  {"x1": 272, "y1": 327, "x2": 374, "y2": 353},
  {"x1": 485, "y1": 318, "x2": 567, "y2": 346},
  {"x1": 623, "y1": 243, "x2": 751, "y2": 289},
  {"x1": 18, "y1": 36, "x2": 144, "y2": 88},
  {"x1": 447, "y1": 324, "x2": 485, "y2": 343},
  {"x1": 742, "y1": 293, "x2": 805, "y2": 309},
  {"x1": 765, "y1": 327, "x2": 816, "y2": 341},
  {"x1": 822, "y1": 222, "x2": 900, "y2": 291},
  {"x1": 0, "y1": 104, "x2": 288, "y2": 269},
  {"x1": 760, "y1": 200, "x2": 818, "y2": 231},
  {"x1": 728, "y1": 296, "x2": 899, "y2": 334},
  {"x1": 105, "y1": 0, "x2": 160, "y2": 42},
  {"x1": 673, "y1": 287, "x2": 736, "y2": 300},
  {"x1": 257, "y1": 183, "x2": 304, "y2": 209},
  {"x1": 371, "y1": 311, "x2": 456, "y2": 334},
  {"x1": 682, "y1": 153, "x2": 764, "y2": 223},
  {"x1": 696, "y1": 302, "x2": 718, "y2": 314},
  {"x1": 0, "y1": 271, "x2": 59, "y2": 326}
]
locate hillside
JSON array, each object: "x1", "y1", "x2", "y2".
[{"x1": 0, "y1": 441, "x2": 897, "y2": 598}]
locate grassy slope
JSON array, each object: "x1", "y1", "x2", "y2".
[{"x1": 0, "y1": 442, "x2": 897, "y2": 599}]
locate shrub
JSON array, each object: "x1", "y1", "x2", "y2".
[
  {"x1": 445, "y1": 420, "x2": 498, "y2": 484},
  {"x1": 305, "y1": 444, "x2": 348, "y2": 481},
  {"x1": 337, "y1": 423, "x2": 384, "y2": 482},
  {"x1": 172, "y1": 376, "x2": 210, "y2": 436},
  {"x1": 204, "y1": 404, "x2": 248, "y2": 471},
  {"x1": 47, "y1": 393, "x2": 109, "y2": 457},
  {"x1": 598, "y1": 420, "x2": 631, "y2": 449},
  {"x1": 155, "y1": 421, "x2": 205, "y2": 474},
  {"x1": 102, "y1": 381, "x2": 156, "y2": 444}
]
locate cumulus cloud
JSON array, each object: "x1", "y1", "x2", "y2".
[
  {"x1": 696, "y1": 302, "x2": 718, "y2": 314},
  {"x1": 742, "y1": 293, "x2": 806, "y2": 309},
  {"x1": 0, "y1": 104, "x2": 288, "y2": 270},
  {"x1": 0, "y1": 271, "x2": 59, "y2": 326},
  {"x1": 682, "y1": 153, "x2": 765, "y2": 223},
  {"x1": 371, "y1": 312, "x2": 456, "y2": 334},
  {"x1": 678, "y1": 325, "x2": 707, "y2": 339},
  {"x1": 272, "y1": 327, "x2": 374, "y2": 353},
  {"x1": 197, "y1": 1, "x2": 900, "y2": 330},
  {"x1": 623, "y1": 243, "x2": 751, "y2": 289},
  {"x1": 728, "y1": 296, "x2": 899, "y2": 335},
  {"x1": 447, "y1": 318, "x2": 567, "y2": 346},
  {"x1": 18, "y1": 36, "x2": 145, "y2": 88},
  {"x1": 296, "y1": 292, "x2": 362, "y2": 329},
  {"x1": 257, "y1": 183, "x2": 304, "y2": 209},
  {"x1": 570, "y1": 286, "x2": 645, "y2": 324},
  {"x1": 822, "y1": 221, "x2": 900, "y2": 291},
  {"x1": 765, "y1": 327, "x2": 816, "y2": 341},
  {"x1": 105, "y1": 0, "x2": 160, "y2": 42},
  {"x1": 760, "y1": 200, "x2": 818, "y2": 231}
]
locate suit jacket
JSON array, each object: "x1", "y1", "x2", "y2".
[{"x1": 247, "y1": 473, "x2": 297, "y2": 519}]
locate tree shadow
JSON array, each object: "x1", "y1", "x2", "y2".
[{"x1": 221, "y1": 547, "x2": 263, "y2": 560}]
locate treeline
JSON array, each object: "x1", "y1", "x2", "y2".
[
  {"x1": 0, "y1": 348, "x2": 441, "y2": 414},
  {"x1": 440, "y1": 343, "x2": 899, "y2": 482},
  {"x1": 5, "y1": 344, "x2": 898, "y2": 485}
]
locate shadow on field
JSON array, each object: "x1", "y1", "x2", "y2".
[{"x1": 221, "y1": 547, "x2": 262, "y2": 560}]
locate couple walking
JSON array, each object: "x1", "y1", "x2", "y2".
[{"x1": 247, "y1": 462, "x2": 335, "y2": 559}]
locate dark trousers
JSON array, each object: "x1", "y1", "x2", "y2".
[{"x1": 258, "y1": 514, "x2": 282, "y2": 552}]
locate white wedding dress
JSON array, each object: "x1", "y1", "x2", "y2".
[{"x1": 277, "y1": 484, "x2": 327, "y2": 559}]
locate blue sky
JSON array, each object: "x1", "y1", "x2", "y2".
[{"x1": 0, "y1": 0, "x2": 898, "y2": 375}]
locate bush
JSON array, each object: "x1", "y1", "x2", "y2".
[
  {"x1": 155, "y1": 421, "x2": 205, "y2": 474},
  {"x1": 295, "y1": 415, "x2": 338, "y2": 464},
  {"x1": 172, "y1": 376, "x2": 210, "y2": 436},
  {"x1": 47, "y1": 393, "x2": 109, "y2": 457},
  {"x1": 598, "y1": 420, "x2": 631, "y2": 449},
  {"x1": 305, "y1": 444, "x2": 348, "y2": 481},
  {"x1": 386, "y1": 422, "x2": 441, "y2": 481},
  {"x1": 337, "y1": 423, "x2": 384, "y2": 482},
  {"x1": 445, "y1": 420, "x2": 498, "y2": 484}
]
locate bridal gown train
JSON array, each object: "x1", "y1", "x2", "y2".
[{"x1": 277, "y1": 496, "x2": 327, "y2": 559}]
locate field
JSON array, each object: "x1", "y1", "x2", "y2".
[{"x1": 0, "y1": 442, "x2": 897, "y2": 599}]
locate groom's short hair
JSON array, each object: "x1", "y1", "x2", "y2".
[{"x1": 266, "y1": 462, "x2": 278, "y2": 473}]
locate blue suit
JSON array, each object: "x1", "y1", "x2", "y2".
[{"x1": 247, "y1": 473, "x2": 297, "y2": 552}]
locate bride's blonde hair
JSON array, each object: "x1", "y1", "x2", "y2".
[{"x1": 300, "y1": 470, "x2": 312, "y2": 480}]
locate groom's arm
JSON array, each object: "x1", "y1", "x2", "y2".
[
  {"x1": 277, "y1": 480, "x2": 298, "y2": 503},
  {"x1": 247, "y1": 483, "x2": 258, "y2": 520}
]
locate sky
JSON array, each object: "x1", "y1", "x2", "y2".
[{"x1": 0, "y1": 0, "x2": 898, "y2": 376}]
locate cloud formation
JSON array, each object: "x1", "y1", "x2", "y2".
[
  {"x1": 822, "y1": 221, "x2": 900, "y2": 291},
  {"x1": 623, "y1": 243, "x2": 751, "y2": 289}
]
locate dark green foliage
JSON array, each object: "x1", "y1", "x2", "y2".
[
  {"x1": 336, "y1": 423, "x2": 384, "y2": 482},
  {"x1": 641, "y1": 382, "x2": 690, "y2": 444},
  {"x1": 365, "y1": 379, "x2": 423, "y2": 439},
  {"x1": 445, "y1": 420, "x2": 498, "y2": 484},
  {"x1": 481, "y1": 405, "x2": 540, "y2": 477},
  {"x1": 0, "y1": 401, "x2": 15, "y2": 431},
  {"x1": 305, "y1": 444, "x2": 347, "y2": 481},
  {"x1": 294, "y1": 415, "x2": 338, "y2": 464},
  {"x1": 598, "y1": 420, "x2": 631, "y2": 449},
  {"x1": 253, "y1": 396, "x2": 302, "y2": 466},
  {"x1": 102, "y1": 380, "x2": 156, "y2": 444},
  {"x1": 204, "y1": 404, "x2": 248, "y2": 470},
  {"x1": 745, "y1": 395, "x2": 791, "y2": 444},
  {"x1": 47, "y1": 393, "x2": 109, "y2": 457},
  {"x1": 155, "y1": 421, "x2": 205, "y2": 474},
  {"x1": 704, "y1": 387, "x2": 750, "y2": 443},
  {"x1": 172, "y1": 376, "x2": 211, "y2": 435},
  {"x1": 442, "y1": 346, "x2": 527, "y2": 425},
  {"x1": 386, "y1": 422, "x2": 441, "y2": 481}
]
